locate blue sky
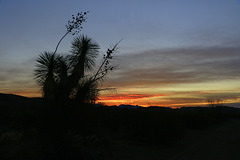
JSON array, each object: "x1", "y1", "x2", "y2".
[{"x1": 0, "y1": 0, "x2": 240, "y2": 107}]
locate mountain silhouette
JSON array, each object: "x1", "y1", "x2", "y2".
[{"x1": 0, "y1": 93, "x2": 43, "y2": 107}]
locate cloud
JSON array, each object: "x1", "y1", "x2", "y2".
[
  {"x1": 107, "y1": 46, "x2": 240, "y2": 88},
  {"x1": 99, "y1": 94, "x2": 165, "y2": 101},
  {"x1": 0, "y1": 59, "x2": 38, "y2": 94}
]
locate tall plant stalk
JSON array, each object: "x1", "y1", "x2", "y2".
[{"x1": 53, "y1": 12, "x2": 89, "y2": 54}]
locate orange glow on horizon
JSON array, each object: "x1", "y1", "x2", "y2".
[
  {"x1": 4, "y1": 90, "x2": 240, "y2": 108},
  {"x1": 98, "y1": 93, "x2": 240, "y2": 107}
]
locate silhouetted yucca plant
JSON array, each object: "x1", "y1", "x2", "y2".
[
  {"x1": 34, "y1": 12, "x2": 119, "y2": 105},
  {"x1": 35, "y1": 35, "x2": 118, "y2": 105},
  {"x1": 71, "y1": 77, "x2": 99, "y2": 104},
  {"x1": 34, "y1": 52, "x2": 60, "y2": 102}
]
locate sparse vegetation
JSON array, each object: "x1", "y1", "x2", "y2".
[{"x1": 207, "y1": 97, "x2": 227, "y2": 107}]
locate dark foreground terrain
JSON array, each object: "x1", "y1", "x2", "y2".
[
  {"x1": 0, "y1": 93, "x2": 240, "y2": 160},
  {"x1": 110, "y1": 119, "x2": 240, "y2": 160}
]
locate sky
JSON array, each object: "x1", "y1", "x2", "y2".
[{"x1": 0, "y1": 0, "x2": 240, "y2": 107}]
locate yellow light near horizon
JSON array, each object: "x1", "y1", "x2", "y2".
[
  {"x1": 160, "y1": 79, "x2": 240, "y2": 92},
  {"x1": 99, "y1": 78, "x2": 240, "y2": 107}
]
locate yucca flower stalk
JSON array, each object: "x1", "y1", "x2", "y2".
[{"x1": 54, "y1": 12, "x2": 89, "y2": 54}]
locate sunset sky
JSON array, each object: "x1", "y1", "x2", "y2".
[{"x1": 0, "y1": 0, "x2": 240, "y2": 107}]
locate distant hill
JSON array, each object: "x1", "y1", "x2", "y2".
[
  {"x1": 1, "y1": 93, "x2": 240, "y2": 115},
  {"x1": 0, "y1": 93, "x2": 43, "y2": 107}
]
